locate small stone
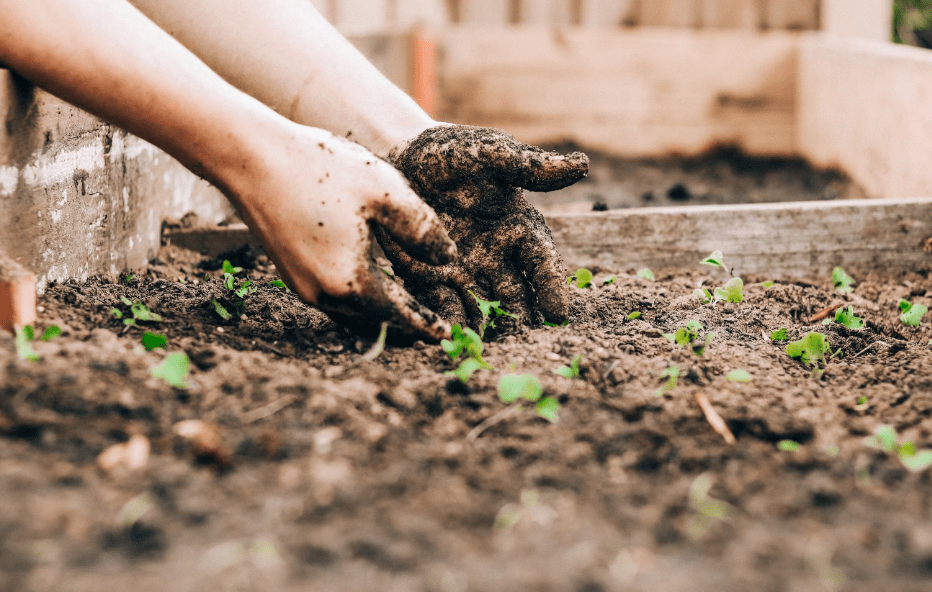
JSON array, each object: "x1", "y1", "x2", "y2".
[{"x1": 97, "y1": 435, "x2": 150, "y2": 474}]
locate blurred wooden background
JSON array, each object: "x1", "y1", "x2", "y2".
[{"x1": 311, "y1": 0, "x2": 821, "y2": 32}]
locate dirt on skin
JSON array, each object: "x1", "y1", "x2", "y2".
[{"x1": 2, "y1": 239, "x2": 932, "y2": 592}]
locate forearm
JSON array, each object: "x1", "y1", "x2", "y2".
[
  {"x1": 0, "y1": 0, "x2": 274, "y2": 195},
  {"x1": 128, "y1": 0, "x2": 436, "y2": 157}
]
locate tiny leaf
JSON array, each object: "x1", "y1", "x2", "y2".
[
  {"x1": 568, "y1": 269, "x2": 594, "y2": 289},
  {"x1": 446, "y1": 358, "x2": 489, "y2": 384},
  {"x1": 786, "y1": 332, "x2": 831, "y2": 367},
  {"x1": 602, "y1": 276, "x2": 617, "y2": 286},
  {"x1": 778, "y1": 440, "x2": 801, "y2": 452},
  {"x1": 770, "y1": 328, "x2": 788, "y2": 341},
  {"x1": 150, "y1": 352, "x2": 190, "y2": 389},
  {"x1": 899, "y1": 299, "x2": 928, "y2": 327},
  {"x1": 694, "y1": 288, "x2": 712, "y2": 304},
  {"x1": 222, "y1": 260, "x2": 243, "y2": 275},
  {"x1": 535, "y1": 397, "x2": 560, "y2": 423},
  {"x1": 212, "y1": 299, "x2": 233, "y2": 321},
  {"x1": 701, "y1": 251, "x2": 725, "y2": 268},
  {"x1": 713, "y1": 278, "x2": 744, "y2": 304},
  {"x1": 832, "y1": 267, "x2": 855, "y2": 294},
  {"x1": 637, "y1": 268, "x2": 655, "y2": 282},
  {"x1": 498, "y1": 374, "x2": 543, "y2": 404},
  {"x1": 142, "y1": 332, "x2": 167, "y2": 351},
  {"x1": 726, "y1": 370, "x2": 752, "y2": 383},
  {"x1": 15, "y1": 326, "x2": 39, "y2": 362},
  {"x1": 40, "y1": 325, "x2": 62, "y2": 342},
  {"x1": 900, "y1": 450, "x2": 932, "y2": 472}
]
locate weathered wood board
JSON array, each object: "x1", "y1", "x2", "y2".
[
  {"x1": 165, "y1": 199, "x2": 932, "y2": 280},
  {"x1": 435, "y1": 27, "x2": 799, "y2": 157}
]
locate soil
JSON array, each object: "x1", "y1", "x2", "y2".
[
  {"x1": 527, "y1": 145, "x2": 868, "y2": 216},
  {"x1": 2, "y1": 235, "x2": 932, "y2": 592}
]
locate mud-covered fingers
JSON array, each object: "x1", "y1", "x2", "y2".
[
  {"x1": 367, "y1": 182, "x2": 457, "y2": 266},
  {"x1": 490, "y1": 270, "x2": 532, "y2": 324},
  {"x1": 502, "y1": 144, "x2": 590, "y2": 193},
  {"x1": 515, "y1": 216, "x2": 571, "y2": 324}
]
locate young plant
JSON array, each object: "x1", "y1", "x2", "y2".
[
  {"x1": 553, "y1": 354, "x2": 583, "y2": 379},
  {"x1": 713, "y1": 278, "x2": 744, "y2": 304},
  {"x1": 150, "y1": 352, "x2": 190, "y2": 389},
  {"x1": 664, "y1": 320, "x2": 715, "y2": 356},
  {"x1": 142, "y1": 332, "x2": 167, "y2": 351},
  {"x1": 864, "y1": 425, "x2": 932, "y2": 472},
  {"x1": 15, "y1": 325, "x2": 40, "y2": 362},
  {"x1": 726, "y1": 370, "x2": 752, "y2": 383},
  {"x1": 269, "y1": 279, "x2": 290, "y2": 292},
  {"x1": 823, "y1": 306, "x2": 864, "y2": 329},
  {"x1": 694, "y1": 288, "x2": 712, "y2": 304},
  {"x1": 544, "y1": 320, "x2": 570, "y2": 328},
  {"x1": 786, "y1": 332, "x2": 833, "y2": 374},
  {"x1": 222, "y1": 260, "x2": 243, "y2": 275},
  {"x1": 498, "y1": 373, "x2": 560, "y2": 423},
  {"x1": 637, "y1": 268, "x2": 655, "y2": 282},
  {"x1": 469, "y1": 291, "x2": 518, "y2": 337},
  {"x1": 626, "y1": 311, "x2": 642, "y2": 321},
  {"x1": 655, "y1": 365, "x2": 680, "y2": 397},
  {"x1": 567, "y1": 269, "x2": 594, "y2": 289},
  {"x1": 778, "y1": 440, "x2": 801, "y2": 452},
  {"x1": 442, "y1": 324, "x2": 493, "y2": 383},
  {"x1": 770, "y1": 328, "x2": 788, "y2": 341},
  {"x1": 688, "y1": 473, "x2": 735, "y2": 540},
  {"x1": 899, "y1": 299, "x2": 928, "y2": 327},
  {"x1": 700, "y1": 251, "x2": 725, "y2": 269},
  {"x1": 832, "y1": 267, "x2": 855, "y2": 294},
  {"x1": 112, "y1": 296, "x2": 162, "y2": 328},
  {"x1": 602, "y1": 276, "x2": 617, "y2": 286}
]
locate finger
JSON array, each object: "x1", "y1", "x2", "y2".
[
  {"x1": 494, "y1": 141, "x2": 590, "y2": 193},
  {"x1": 491, "y1": 269, "x2": 532, "y2": 324},
  {"x1": 515, "y1": 207, "x2": 571, "y2": 324},
  {"x1": 368, "y1": 183, "x2": 457, "y2": 267}
]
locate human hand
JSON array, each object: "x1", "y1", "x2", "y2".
[
  {"x1": 229, "y1": 124, "x2": 456, "y2": 341},
  {"x1": 376, "y1": 125, "x2": 589, "y2": 328}
]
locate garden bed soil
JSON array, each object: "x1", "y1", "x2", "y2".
[{"x1": 2, "y1": 241, "x2": 931, "y2": 592}]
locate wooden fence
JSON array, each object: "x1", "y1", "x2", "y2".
[{"x1": 313, "y1": 0, "x2": 822, "y2": 33}]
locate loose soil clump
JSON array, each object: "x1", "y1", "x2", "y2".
[{"x1": 1, "y1": 242, "x2": 931, "y2": 592}]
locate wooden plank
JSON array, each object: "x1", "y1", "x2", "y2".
[
  {"x1": 164, "y1": 198, "x2": 932, "y2": 280},
  {"x1": 548, "y1": 198, "x2": 932, "y2": 278},
  {"x1": 460, "y1": 0, "x2": 510, "y2": 24},
  {"x1": 821, "y1": 0, "x2": 892, "y2": 41},
  {"x1": 435, "y1": 28, "x2": 799, "y2": 156},
  {"x1": 762, "y1": 0, "x2": 819, "y2": 31},
  {"x1": 579, "y1": 0, "x2": 638, "y2": 27},
  {"x1": 797, "y1": 37, "x2": 932, "y2": 199},
  {"x1": 639, "y1": 0, "x2": 701, "y2": 28},
  {"x1": 392, "y1": 0, "x2": 452, "y2": 29},
  {"x1": 332, "y1": 0, "x2": 391, "y2": 34},
  {"x1": 698, "y1": 0, "x2": 761, "y2": 30},
  {"x1": 518, "y1": 0, "x2": 574, "y2": 26}
]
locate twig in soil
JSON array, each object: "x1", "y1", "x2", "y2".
[
  {"x1": 808, "y1": 303, "x2": 845, "y2": 323},
  {"x1": 466, "y1": 404, "x2": 522, "y2": 443},
  {"x1": 356, "y1": 321, "x2": 389, "y2": 364},
  {"x1": 242, "y1": 395, "x2": 296, "y2": 424},
  {"x1": 852, "y1": 341, "x2": 889, "y2": 359},
  {"x1": 694, "y1": 393, "x2": 736, "y2": 445}
]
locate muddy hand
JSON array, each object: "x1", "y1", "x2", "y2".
[
  {"x1": 229, "y1": 126, "x2": 456, "y2": 342},
  {"x1": 377, "y1": 125, "x2": 588, "y2": 328}
]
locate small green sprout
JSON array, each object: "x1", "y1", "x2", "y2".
[
  {"x1": 899, "y1": 299, "x2": 928, "y2": 327},
  {"x1": 15, "y1": 325, "x2": 39, "y2": 362},
  {"x1": 212, "y1": 299, "x2": 233, "y2": 321},
  {"x1": 713, "y1": 278, "x2": 744, "y2": 304},
  {"x1": 553, "y1": 354, "x2": 583, "y2": 379},
  {"x1": 726, "y1": 370, "x2": 752, "y2": 383},
  {"x1": 758, "y1": 281, "x2": 775, "y2": 288},
  {"x1": 778, "y1": 440, "x2": 801, "y2": 452},
  {"x1": 469, "y1": 291, "x2": 518, "y2": 337},
  {"x1": 786, "y1": 332, "x2": 832, "y2": 367},
  {"x1": 655, "y1": 365, "x2": 680, "y2": 397},
  {"x1": 626, "y1": 311, "x2": 642, "y2": 321},
  {"x1": 222, "y1": 260, "x2": 243, "y2": 275},
  {"x1": 142, "y1": 332, "x2": 167, "y2": 351},
  {"x1": 770, "y1": 328, "x2": 788, "y2": 341},
  {"x1": 832, "y1": 267, "x2": 855, "y2": 294},
  {"x1": 864, "y1": 425, "x2": 932, "y2": 472},
  {"x1": 441, "y1": 324, "x2": 485, "y2": 363},
  {"x1": 823, "y1": 306, "x2": 864, "y2": 329},
  {"x1": 446, "y1": 357, "x2": 493, "y2": 384},
  {"x1": 567, "y1": 269, "x2": 594, "y2": 289},
  {"x1": 41, "y1": 326, "x2": 62, "y2": 342},
  {"x1": 535, "y1": 397, "x2": 560, "y2": 423},
  {"x1": 857, "y1": 396, "x2": 867, "y2": 406},
  {"x1": 688, "y1": 473, "x2": 735, "y2": 540},
  {"x1": 637, "y1": 268, "x2": 655, "y2": 282},
  {"x1": 700, "y1": 251, "x2": 725, "y2": 269},
  {"x1": 269, "y1": 279, "x2": 290, "y2": 292},
  {"x1": 114, "y1": 296, "x2": 162, "y2": 328},
  {"x1": 150, "y1": 352, "x2": 190, "y2": 389},
  {"x1": 602, "y1": 276, "x2": 617, "y2": 286},
  {"x1": 498, "y1": 373, "x2": 543, "y2": 404},
  {"x1": 544, "y1": 320, "x2": 570, "y2": 327},
  {"x1": 123, "y1": 274, "x2": 135, "y2": 283},
  {"x1": 694, "y1": 288, "x2": 712, "y2": 304},
  {"x1": 664, "y1": 320, "x2": 714, "y2": 356}
]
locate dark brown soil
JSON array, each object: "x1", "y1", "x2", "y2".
[
  {"x1": 2, "y1": 237, "x2": 932, "y2": 592},
  {"x1": 528, "y1": 145, "x2": 868, "y2": 215}
]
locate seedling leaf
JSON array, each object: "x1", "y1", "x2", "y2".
[
  {"x1": 498, "y1": 374, "x2": 543, "y2": 404},
  {"x1": 40, "y1": 325, "x2": 62, "y2": 342},
  {"x1": 713, "y1": 278, "x2": 744, "y2": 304},
  {"x1": 726, "y1": 370, "x2": 752, "y2": 383},
  {"x1": 694, "y1": 288, "x2": 712, "y2": 304},
  {"x1": 111, "y1": 309, "x2": 123, "y2": 319},
  {"x1": 446, "y1": 358, "x2": 491, "y2": 384},
  {"x1": 15, "y1": 326, "x2": 39, "y2": 362},
  {"x1": 655, "y1": 365, "x2": 680, "y2": 397},
  {"x1": 832, "y1": 267, "x2": 855, "y2": 294},
  {"x1": 864, "y1": 425, "x2": 899, "y2": 453},
  {"x1": 212, "y1": 299, "x2": 233, "y2": 321},
  {"x1": 898, "y1": 299, "x2": 928, "y2": 327},
  {"x1": 823, "y1": 306, "x2": 864, "y2": 329},
  {"x1": 771, "y1": 328, "x2": 788, "y2": 341},
  {"x1": 900, "y1": 450, "x2": 932, "y2": 472},
  {"x1": 626, "y1": 311, "x2": 642, "y2": 321},
  {"x1": 544, "y1": 320, "x2": 570, "y2": 327},
  {"x1": 222, "y1": 260, "x2": 243, "y2": 275},
  {"x1": 142, "y1": 332, "x2": 167, "y2": 351},
  {"x1": 568, "y1": 269, "x2": 594, "y2": 289},
  {"x1": 786, "y1": 332, "x2": 831, "y2": 367},
  {"x1": 602, "y1": 276, "x2": 617, "y2": 286},
  {"x1": 701, "y1": 251, "x2": 725, "y2": 268},
  {"x1": 269, "y1": 280, "x2": 290, "y2": 292},
  {"x1": 778, "y1": 440, "x2": 801, "y2": 452},
  {"x1": 553, "y1": 354, "x2": 583, "y2": 379},
  {"x1": 637, "y1": 268, "x2": 655, "y2": 282},
  {"x1": 468, "y1": 291, "x2": 518, "y2": 337},
  {"x1": 441, "y1": 324, "x2": 484, "y2": 362},
  {"x1": 759, "y1": 281, "x2": 775, "y2": 288},
  {"x1": 535, "y1": 397, "x2": 560, "y2": 423},
  {"x1": 150, "y1": 352, "x2": 190, "y2": 389}
]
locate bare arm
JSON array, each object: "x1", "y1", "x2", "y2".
[{"x1": 127, "y1": 0, "x2": 436, "y2": 158}]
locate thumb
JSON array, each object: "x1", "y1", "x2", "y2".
[
  {"x1": 368, "y1": 182, "x2": 457, "y2": 267},
  {"x1": 501, "y1": 143, "x2": 590, "y2": 193}
]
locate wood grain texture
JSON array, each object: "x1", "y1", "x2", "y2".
[{"x1": 547, "y1": 198, "x2": 932, "y2": 278}]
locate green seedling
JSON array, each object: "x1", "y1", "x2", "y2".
[
  {"x1": 688, "y1": 473, "x2": 735, "y2": 540},
  {"x1": 40, "y1": 326, "x2": 62, "y2": 341},
  {"x1": 469, "y1": 291, "x2": 518, "y2": 337},
  {"x1": 778, "y1": 440, "x2": 801, "y2": 452},
  {"x1": 832, "y1": 266, "x2": 855, "y2": 294},
  {"x1": 269, "y1": 279, "x2": 290, "y2": 292},
  {"x1": 212, "y1": 299, "x2": 233, "y2": 321},
  {"x1": 823, "y1": 306, "x2": 864, "y2": 329},
  {"x1": 655, "y1": 365, "x2": 680, "y2": 397},
  {"x1": 567, "y1": 268, "x2": 594, "y2": 289},
  {"x1": 726, "y1": 370, "x2": 752, "y2": 383},
  {"x1": 758, "y1": 281, "x2": 775, "y2": 288},
  {"x1": 544, "y1": 320, "x2": 570, "y2": 327},
  {"x1": 713, "y1": 278, "x2": 744, "y2": 304},
  {"x1": 864, "y1": 425, "x2": 932, "y2": 472},
  {"x1": 446, "y1": 357, "x2": 493, "y2": 384},
  {"x1": 626, "y1": 311, "x2": 642, "y2": 321},
  {"x1": 123, "y1": 274, "x2": 134, "y2": 283},
  {"x1": 150, "y1": 351, "x2": 190, "y2": 389},
  {"x1": 700, "y1": 251, "x2": 725, "y2": 269},
  {"x1": 112, "y1": 296, "x2": 163, "y2": 328},
  {"x1": 602, "y1": 276, "x2": 617, "y2": 286},
  {"x1": 786, "y1": 332, "x2": 832, "y2": 368},
  {"x1": 694, "y1": 288, "x2": 712, "y2": 304},
  {"x1": 637, "y1": 268, "x2": 655, "y2": 282},
  {"x1": 442, "y1": 324, "x2": 486, "y2": 364},
  {"x1": 15, "y1": 325, "x2": 39, "y2": 362},
  {"x1": 497, "y1": 373, "x2": 560, "y2": 422},
  {"x1": 664, "y1": 320, "x2": 715, "y2": 356},
  {"x1": 899, "y1": 299, "x2": 928, "y2": 327},
  {"x1": 142, "y1": 332, "x2": 167, "y2": 351},
  {"x1": 222, "y1": 260, "x2": 243, "y2": 275},
  {"x1": 770, "y1": 328, "x2": 788, "y2": 341},
  {"x1": 360, "y1": 322, "x2": 389, "y2": 363},
  {"x1": 553, "y1": 354, "x2": 583, "y2": 379}
]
